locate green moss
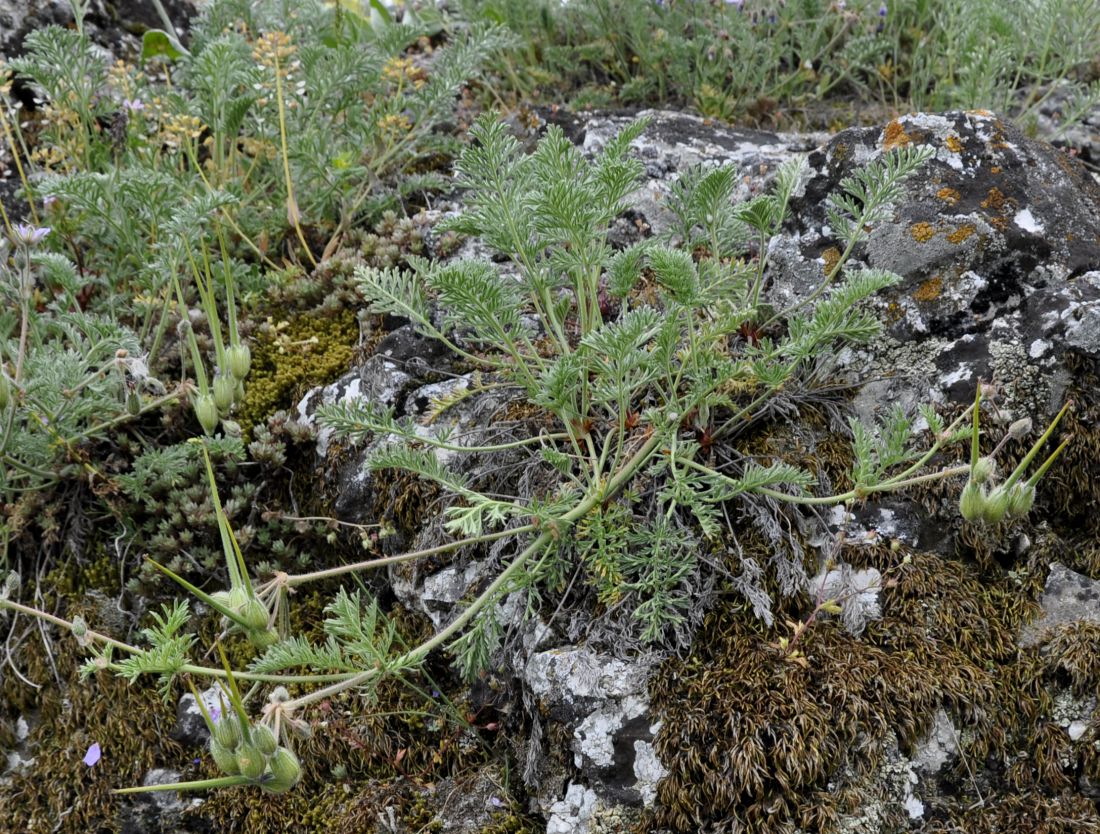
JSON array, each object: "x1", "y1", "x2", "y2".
[{"x1": 236, "y1": 308, "x2": 359, "y2": 435}]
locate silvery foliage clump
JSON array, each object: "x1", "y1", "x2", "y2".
[
  {"x1": 317, "y1": 116, "x2": 949, "y2": 673},
  {"x1": 0, "y1": 228, "x2": 162, "y2": 501}
]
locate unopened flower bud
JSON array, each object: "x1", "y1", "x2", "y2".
[
  {"x1": 1007, "y1": 417, "x2": 1033, "y2": 441},
  {"x1": 194, "y1": 392, "x2": 219, "y2": 434},
  {"x1": 248, "y1": 627, "x2": 279, "y2": 649},
  {"x1": 213, "y1": 374, "x2": 236, "y2": 414},
  {"x1": 227, "y1": 343, "x2": 251, "y2": 381},
  {"x1": 239, "y1": 597, "x2": 269, "y2": 631},
  {"x1": 0, "y1": 374, "x2": 10, "y2": 409},
  {"x1": 126, "y1": 390, "x2": 142, "y2": 416},
  {"x1": 227, "y1": 586, "x2": 250, "y2": 612},
  {"x1": 71, "y1": 615, "x2": 88, "y2": 639},
  {"x1": 262, "y1": 747, "x2": 302, "y2": 794},
  {"x1": 210, "y1": 737, "x2": 240, "y2": 775},
  {"x1": 236, "y1": 742, "x2": 266, "y2": 780},
  {"x1": 1006, "y1": 484, "x2": 1035, "y2": 518},
  {"x1": 982, "y1": 485, "x2": 1011, "y2": 524},
  {"x1": 959, "y1": 480, "x2": 984, "y2": 521},
  {"x1": 213, "y1": 713, "x2": 242, "y2": 749},
  {"x1": 252, "y1": 723, "x2": 278, "y2": 756},
  {"x1": 971, "y1": 456, "x2": 996, "y2": 484}
]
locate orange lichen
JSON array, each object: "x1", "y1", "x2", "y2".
[
  {"x1": 947, "y1": 224, "x2": 977, "y2": 244},
  {"x1": 821, "y1": 246, "x2": 841, "y2": 276},
  {"x1": 990, "y1": 166, "x2": 1002, "y2": 174},
  {"x1": 883, "y1": 120, "x2": 911, "y2": 150},
  {"x1": 981, "y1": 187, "x2": 1008, "y2": 211},
  {"x1": 945, "y1": 134, "x2": 963, "y2": 153},
  {"x1": 913, "y1": 276, "x2": 944, "y2": 302},
  {"x1": 910, "y1": 222, "x2": 937, "y2": 243},
  {"x1": 936, "y1": 187, "x2": 961, "y2": 204}
]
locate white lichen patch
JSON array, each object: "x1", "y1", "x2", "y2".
[
  {"x1": 546, "y1": 783, "x2": 598, "y2": 834},
  {"x1": 632, "y1": 735, "x2": 667, "y2": 807},
  {"x1": 1014, "y1": 207, "x2": 1044, "y2": 233},
  {"x1": 1029, "y1": 338, "x2": 1052, "y2": 358}
]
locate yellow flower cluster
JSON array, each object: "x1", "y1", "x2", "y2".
[
  {"x1": 381, "y1": 56, "x2": 428, "y2": 89},
  {"x1": 159, "y1": 113, "x2": 205, "y2": 149},
  {"x1": 253, "y1": 30, "x2": 296, "y2": 69},
  {"x1": 107, "y1": 60, "x2": 143, "y2": 100},
  {"x1": 378, "y1": 112, "x2": 412, "y2": 137}
]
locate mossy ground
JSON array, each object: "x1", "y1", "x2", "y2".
[
  {"x1": 0, "y1": 594, "x2": 188, "y2": 834},
  {"x1": 642, "y1": 537, "x2": 1100, "y2": 833}
]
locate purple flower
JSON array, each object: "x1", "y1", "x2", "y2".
[
  {"x1": 122, "y1": 98, "x2": 145, "y2": 112},
  {"x1": 490, "y1": 796, "x2": 505, "y2": 808},
  {"x1": 210, "y1": 704, "x2": 222, "y2": 723},
  {"x1": 878, "y1": 3, "x2": 887, "y2": 15},
  {"x1": 83, "y1": 742, "x2": 102, "y2": 767},
  {"x1": 42, "y1": 195, "x2": 57, "y2": 209},
  {"x1": 12, "y1": 223, "x2": 50, "y2": 246}
]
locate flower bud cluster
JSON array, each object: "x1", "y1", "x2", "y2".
[
  {"x1": 192, "y1": 342, "x2": 251, "y2": 435},
  {"x1": 210, "y1": 586, "x2": 278, "y2": 648},
  {"x1": 208, "y1": 715, "x2": 301, "y2": 794},
  {"x1": 959, "y1": 479, "x2": 1035, "y2": 525}
]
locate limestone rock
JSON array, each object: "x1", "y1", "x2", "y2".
[
  {"x1": 781, "y1": 111, "x2": 1100, "y2": 426},
  {"x1": 1020, "y1": 562, "x2": 1100, "y2": 646},
  {"x1": 523, "y1": 647, "x2": 665, "y2": 817}
]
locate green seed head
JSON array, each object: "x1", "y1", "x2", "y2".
[
  {"x1": 194, "y1": 392, "x2": 219, "y2": 435},
  {"x1": 210, "y1": 738, "x2": 240, "y2": 775},
  {"x1": 236, "y1": 743, "x2": 266, "y2": 780},
  {"x1": 252, "y1": 723, "x2": 278, "y2": 756},
  {"x1": 227, "y1": 343, "x2": 251, "y2": 381},
  {"x1": 261, "y1": 747, "x2": 302, "y2": 794},
  {"x1": 959, "y1": 481, "x2": 985, "y2": 522}
]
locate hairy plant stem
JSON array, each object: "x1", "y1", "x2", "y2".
[
  {"x1": 272, "y1": 47, "x2": 317, "y2": 269},
  {"x1": 281, "y1": 523, "x2": 540, "y2": 588},
  {"x1": 0, "y1": 597, "x2": 356, "y2": 684}
]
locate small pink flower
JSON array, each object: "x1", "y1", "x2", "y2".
[
  {"x1": 83, "y1": 742, "x2": 102, "y2": 767},
  {"x1": 12, "y1": 223, "x2": 50, "y2": 246}
]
